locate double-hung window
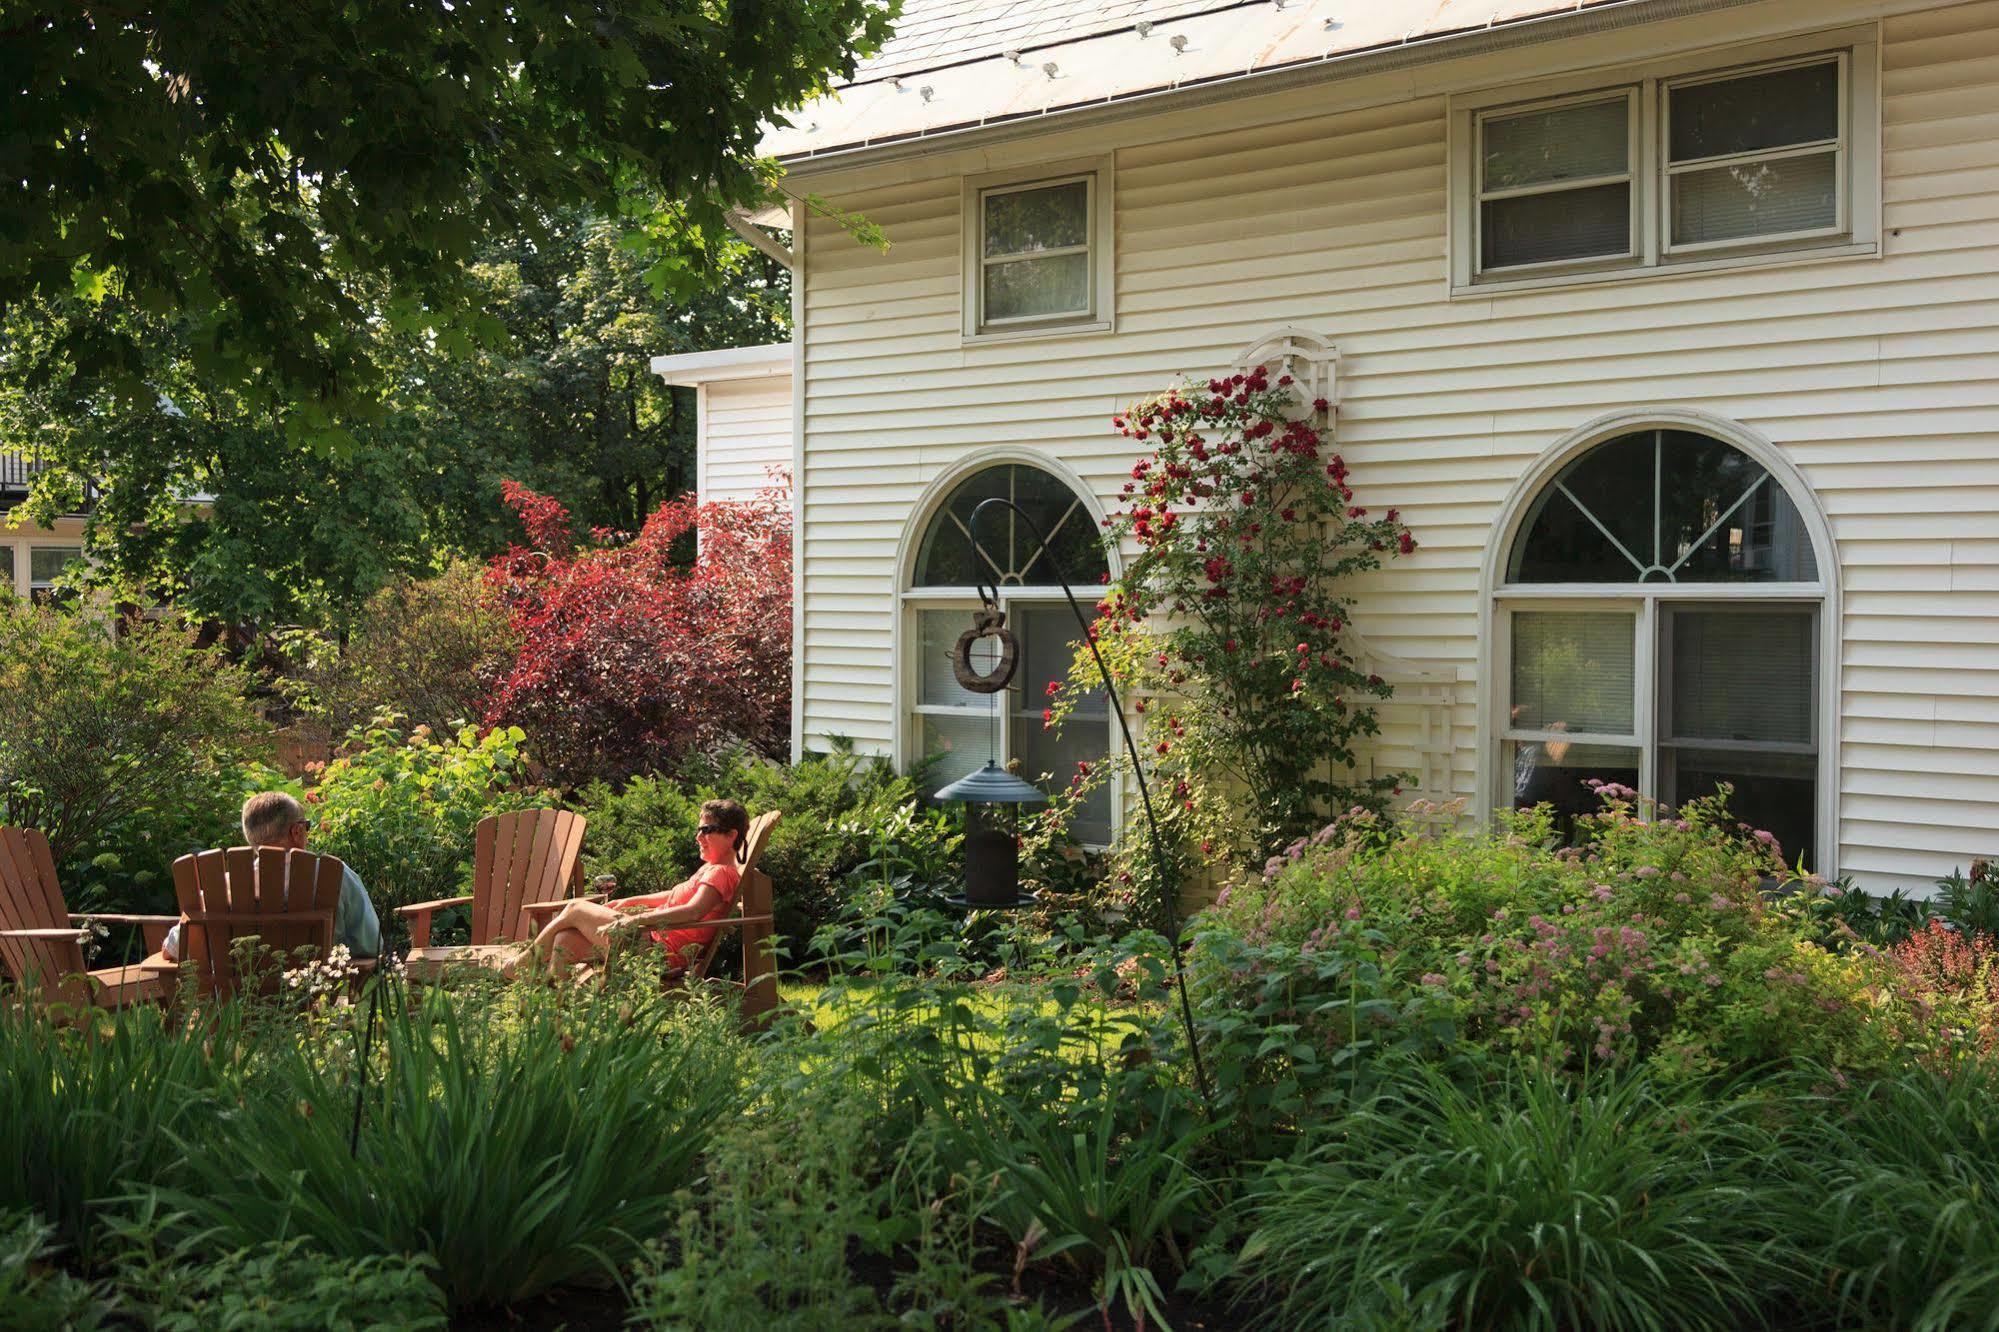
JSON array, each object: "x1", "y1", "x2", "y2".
[
  {"x1": 1454, "y1": 30, "x2": 1877, "y2": 291},
  {"x1": 28, "y1": 546, "x2": 81, "y2": 605},
  {"x1": 963, "y1": 159, "x2": 1115, "y2": 340}
]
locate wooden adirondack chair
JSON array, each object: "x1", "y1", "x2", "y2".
[
  {"x1": 157, "y1": 847, "x2": 365, "y2": 1000},
  {"x1": 397, "y1": 809, "x2": 587, "y2": 949},
  {"x1": 0, "y1": 826, "x2": 176, "y2": 1015},
  {"x1": 514, "y1": 809, "x2": 782, "y2": 1029}
]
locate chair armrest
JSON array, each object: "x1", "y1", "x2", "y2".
[
  {"x1": 395, "y1": 896, "x2": 474, "y2": 918},
  {"x1": 0, "y1": 927, "x2": 91, "y2": 942},
  {"x1": 68, "y1": 913, "x2": 181, "y2": 926},
  {"x1": 610, "y1": 910, "x2": 774, "y2": 935}
]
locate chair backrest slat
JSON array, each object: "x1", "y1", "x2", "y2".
[
  {"x1": 737, "y1": 811, "x2": 781, "y2": 882},
  {"x1": 171, "y1": 846, "x2": 344, "y2": 999},
  {"x1": 470, "y1": 810, "x2": 588, "y2": 945},
  {"x1": 0, "y1": 826, "x2": 88, "y2": 1007}
]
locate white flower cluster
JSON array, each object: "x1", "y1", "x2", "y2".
[
  {"x1": 284, "y1": 944, "x2": 362, "y2": 1002},
  {"x1": 80, "y1": 918, "x2": 110, "y2": 962}
]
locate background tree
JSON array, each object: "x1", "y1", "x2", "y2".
[{"x1": 0, "y1": 209, "x2": 789, "y2": 630}]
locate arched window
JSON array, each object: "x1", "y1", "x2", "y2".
[
  {"x1": 904, "y1": 462, "x2": 1114, "y2": 844},
  {"x1": 1495, "y1": 425, "x2": 1829, "y2": 868}
]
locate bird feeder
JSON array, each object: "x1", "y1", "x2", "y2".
[{"x1": 936, "y1": 761, "x2": 1046, "y2": 909}]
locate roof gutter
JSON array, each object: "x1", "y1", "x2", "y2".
[{"x1": 777, "y1": 0, "x2": 1765, "y2": 174}]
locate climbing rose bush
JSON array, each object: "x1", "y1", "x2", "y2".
[
  {"x1": 1048, "y1": 365, "x2": 1414, "y2": 918},
  {"x1": 485, "y1": 479, "x2": 791, "y2": 785}
]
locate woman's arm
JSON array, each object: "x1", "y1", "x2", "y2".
[{"x1": 610, "y1": 880, "x2": 726, "y2": 933}]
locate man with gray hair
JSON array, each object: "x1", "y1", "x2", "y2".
[{"x1": 160, "y1": 791, "x2": 381, "y2": 962}]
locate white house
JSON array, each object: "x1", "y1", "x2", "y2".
[{"x1": 684, "y1": 0, "x2": 1999, "y2": 892}]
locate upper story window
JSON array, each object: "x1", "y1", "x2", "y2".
[
  {"x1": 963, "y1": 158, "x2": 1115, "y2": 341},
  {"x1": 1454, "y1": 30, "x2": 1877, "y2": 293}
]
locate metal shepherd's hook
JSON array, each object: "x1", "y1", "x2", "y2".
[{"x1": 964, "y1": 496, "x2": 1214, "y2": 1113}]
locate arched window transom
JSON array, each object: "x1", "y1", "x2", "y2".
[
  {"x1": 1509, "y1": 429, "x2": 1818, "y2": 584},
  {"x1": 913, "y1": 464, "x2": 1110, "y2": 588}
]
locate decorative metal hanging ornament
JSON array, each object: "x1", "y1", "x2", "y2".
[{"x1": 951, "y1": 606, "x2": 1017, "y2": 694}]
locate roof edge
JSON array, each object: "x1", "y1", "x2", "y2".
[
  {"x1": 775, "y1": 0, "x2": 1762, "y2": 173},
  {"x1": 648, "y1": 342, "x2": 793, "y2": 386}
]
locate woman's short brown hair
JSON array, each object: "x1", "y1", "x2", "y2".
[{"x1": 701, "y1": 798, "x2": 751, "y2": 859}]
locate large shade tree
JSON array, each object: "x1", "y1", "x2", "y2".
[
  {"x1": 0, "y1": 2, "x2": 857, "y2": 627},
  {"x1": 0, "y1": 0, "x2": 889, "y2": 420}
]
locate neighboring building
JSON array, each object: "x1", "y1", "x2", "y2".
[
  {"x1": 649, "y1": 343, "x2": 793, "y2": 506},
  {"x1": 686, "y1": 0, "x2": 1999, "y2": 891},
  {"x1": 0, "y1": 453, "x2": 87, "y2": 602}
]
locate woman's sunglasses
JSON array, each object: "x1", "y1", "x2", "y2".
[{"x1": 698, "y1": 824, "x2": 726, "y2": 837}]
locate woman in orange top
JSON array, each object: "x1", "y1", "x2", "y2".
[{"x1": 507, "y1": 798, "x2": 749, "y2": 979}]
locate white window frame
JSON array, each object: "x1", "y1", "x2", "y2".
[
  {"x1": 962, "y1": 156, "x2": 1116, "y2": 343},
  {"x1": 1478, "y1": 409, "x2": 1840, "y2": 877},
  {"x1": 1449, "y1": 25, "x2": 1879, "y2": 296},
  {"x1": 1494, "y1": 591, "x2": 1824, "y2": 857},
  {"x1": 902, "y1": 588, "x2": 1119, "y2": 851},
  {"x1": 1472, "y1": 87, "x2": 1642, "y2": 281},
  {"x1": 27, "y1": 544, "x2": 83, "y2": 601}
]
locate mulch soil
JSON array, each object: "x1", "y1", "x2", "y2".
[{"x1": 450, "y1": 1246, "x2": 1258, "y2": 1330}]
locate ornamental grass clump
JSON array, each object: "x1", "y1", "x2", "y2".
[
  {"x1": 1230, "y1": 1061, "x2": 1802, "y2": 1331},
  {"x1": 0, "y1": 1002, "x2": 244, "y2": 1267},
  {"x1": 157, "y1": 974, "x2": 745, "y2": 1310},
  {"x1": 1791, "y1": 1057, "x2": 1999, "y2": 1329},
  {"x1": 1046, "y1": 365, "x2": 1415, "y2": 921}
]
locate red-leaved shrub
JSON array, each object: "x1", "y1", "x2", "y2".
[
  {"x1": 1889, "y1": 920, "x2": 1999, "y2": 1055},
  {"x1": 485, "y1": 479, "x2": 791, "y2": 784}
]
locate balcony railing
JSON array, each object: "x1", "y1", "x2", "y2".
[{"x1": 0, "y1": 452, "x2": 42, "y2": 492}]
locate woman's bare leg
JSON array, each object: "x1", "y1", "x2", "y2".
[{"x1": 505, "y1": 900, "x2": 623, "y2": 979}]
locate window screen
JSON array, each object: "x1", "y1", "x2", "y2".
[
  {"x1": 1667, "y1": 60, "x2": 1841, "y2": 246},
  {"x1": 1509, "y1": 610, "x2": 1637, "y2": 737},
  {"x1": 981, "y1": 179, "x2": 1092, "y2": 324}
]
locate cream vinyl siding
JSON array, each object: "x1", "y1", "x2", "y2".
[
  {"x1": 794, "y1": 0, "x2": 1999, "y2": 892},
  {"x1": 702, "y1": 377, "x2": 792, "y2": 505}
]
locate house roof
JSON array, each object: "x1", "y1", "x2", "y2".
[
  {"x1": 648, "y1": 342, "x2": 792, "y2": 387},
  {"x1": 766, "y1": 0, "x2": 1677, "y2": 163}
]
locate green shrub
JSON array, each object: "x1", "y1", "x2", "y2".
[
  {"x1": 1201, "y1": 790, "x2": 1915, "y2": 1084},
  {"x1": 0, "y1": 604, "x2": 267, "y2": 911},
  {"x1": 0, "y1": 1005, "x2": 241, "y2": 1266},
  {"x1": 276, "y1": 560, "x2": 515, "y2": 747},
  {"x1": 1228, "y1": 1061, "x2": 1801, "y2": 1331},
  {"x1": 576, "y1": 743, "x2": 955, "y2": 947},
  {"x1": 306, "y1": 719, "x2": 542, "y2": 938},
  {"x1": 156, "y1": 975, "x2": 745, "y2": 1310},
  {"x1": 103, "y1": 1199, "x2": 446, "y2": 1330}
]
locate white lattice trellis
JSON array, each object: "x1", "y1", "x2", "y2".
[{"x1": 1233, "y1": 326, "x2": 1339, "y2": 421}]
